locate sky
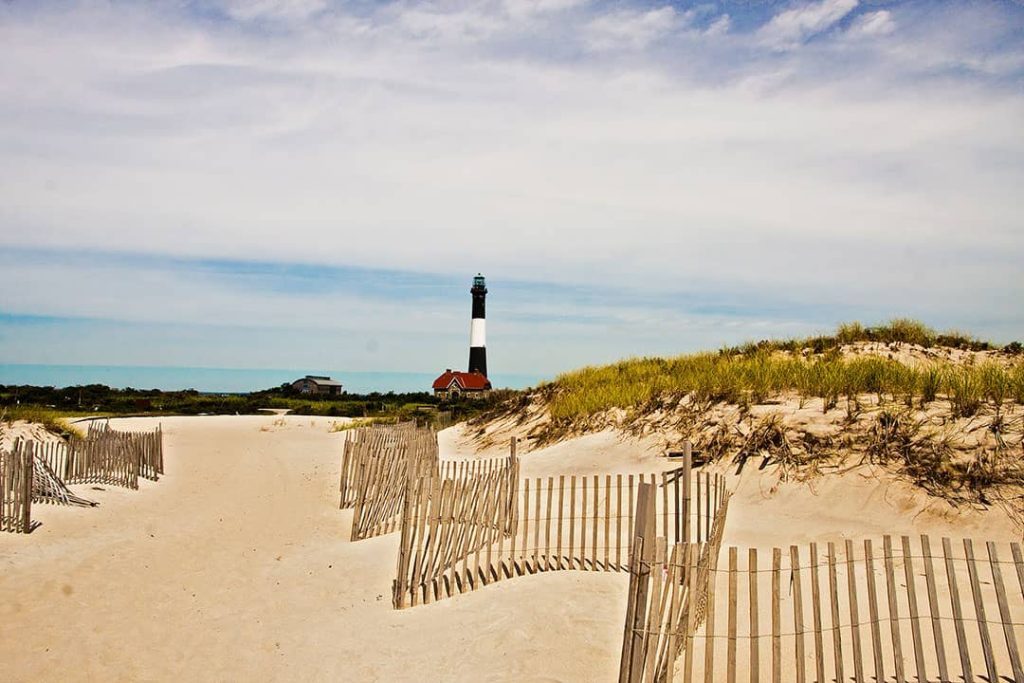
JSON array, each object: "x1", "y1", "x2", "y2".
[{"x1": 1, "y1": 0, "x2": 1022, "y2": 385}]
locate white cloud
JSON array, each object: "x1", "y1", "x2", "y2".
[
  {"x1": 584, "y1": 6, "x2": 678, "y2": 51},
  {"x1": 503, "y1": 0, "x2": 591, "y2": 20},
  {"x1": 758, "y1": 0, "x2": 858, "y2": 50},
  {"x1": 0, "y1": 0, "x2": 1022, "y2": 364},
  {"x1": 704, "y1": 14, "x2": 731, "y2": 37},
  {"x1": 848, "y1": 10, "x2": 896, "y2": 37},
  {"x1": 220, "y1": 0, "x2": 327, "y2": 22},
  {"x1": 394, "y1": 6, "x2": 506, "y2": 43}
]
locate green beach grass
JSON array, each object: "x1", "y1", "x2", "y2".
[{"x1": 545, "y1": 321, "x2": 1023, "y2": 422}]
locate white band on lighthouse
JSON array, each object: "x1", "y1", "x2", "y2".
[{"x1": 470, "y1": 318, "x2": 486, "y2": 348}]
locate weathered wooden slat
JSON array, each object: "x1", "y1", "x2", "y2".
[
  {"x1": 727, "y1": 546, "x2": 738, "y2": 683},
  {"x1": 696, "y1": 472, "x2": 703, "y2": 544},
  {"x1": 987, "y1": 541, "x2": 1024, "y2": 682},
  {"x1": 592, "y1": 475, "x2": 600, "y2": 570},
  {"x1": 683, "y1": 543, "x2": 699, "y2": 683},
  {"x1": 581, "y1": 475, "x2": 588, "y2": 569},
  {"x1": 552, "y1": 476, "x2": 561, "y2": 571},
  {"x1": 605, "y1": 475, "x2": 612, "y2": 571},
  {"x1": 703, "y1": 536, "x2": 720, "y2": 683},
  {"x1": 532, "y1": 477, "x2": 541, "y2": 573},
  {"x1": 772, "y1": 547, "x2": 781, "y2": 683},
  {"x1": 791, "y1": 545, "x2": 806, "y2": 683},
  {"x1": 1012, "y1": 543, "x2": 1024, "y2": 603},
  {"x1": 622, "y1": 482, "x2": 657, "y2": 683},
  {"x1": 845, "y1": 539, "x2": 864, "y2": 683},
  {"x1": 900, "y1": 535, "x2": 928, "y2": 683},
  {"x1": 664, "y1": 544, "x2": 684, "y2": 683},
  {"x1": 808, "y1": 542, "x2": 826, "y2": 683},
  {"x1": 827, "y1": 542, "x2": 844, "y2": 683},
  {"x1": 942, "y1": 536, "x2": 974, "y2": 683},
  {"x1": 682, "y1": 444, "x2": 691, "y2": 544},
  {"x1": 919, "y1": 535, "x2": 949, "y2": 683},
  {"x1": 518, "y1": 478, "x2": 529, "y2": 575},
  {"x1": 616, "y1": 474, "x2": 623, "y2": 570},
  {"x1": 749, "y1": 548, "x2": 760, "y2": 683},
  {"x1": 862, "y1": 539, "x2": 885, "y2": 683},
  {"x1": 645, "y1": 538, "x2": 668, "y2": 683},
  {"x1": 882, "y1": 535, "x2": 905, "y2": 683},
  {"x1": 569, "y1": 475, "x2": 577, "y2": 570},
  {"x1": 964, "y1": 538, "x2": 998, "y2": 683},
  {"x1": 662, "y1": 471, "x2": 669, "y2": 540}
]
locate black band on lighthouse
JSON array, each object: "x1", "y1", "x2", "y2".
[{"x1": 469, "y1": 347, "x2": 487, "y2": 377}]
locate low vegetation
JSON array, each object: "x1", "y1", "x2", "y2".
[
  {"x1": 476, "y1": 320, "x2": 1024, "y2": 514},
  {"x1": 547, "y1": 350, "x2": 1023, "y2": 422},
  {"x1": 720, "y1": 318, "x2": 1009, "y2": 355},
  {"x1": 0, "y1": 405, "x2": 89, "y2": 439},
  {"x1": 1, "y1": 383, "x2": 499, "y2": 436}
]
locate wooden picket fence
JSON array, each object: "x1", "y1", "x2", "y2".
[
  {"x1": 393, "y1": 448, "x2": 521, "y2": 607},
  {"x1": 338, "y1": 421, "x2": 419, "y2": 509},
  {"x1": 0, "y1": 439, "x2": 34, "y2": 533},
  {"x1": 438, "y1": 454, "x2": 520, "y2": 480},
  {"x1": 622, "y1": 533, "x2": 1024, "y2": 683},
  {"x1": 340, "y1": 423, "x2": 439, "y2": 541},
  {"x1": 619, "y1": 481, "x2": 732, "y2": 683},
  {"x1": 32, "y1": 423, "x2": 164, "y2": 489},
  {"x1": 52, "y1": 423, "x2": 164, "y2": 489},
  {"x1": 393, "y1": 443, "x2": 730, "y2": 609}
]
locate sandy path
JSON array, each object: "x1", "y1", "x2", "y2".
[{"x1": 0, "y1": 416, "x2": 626, "y2": 683}]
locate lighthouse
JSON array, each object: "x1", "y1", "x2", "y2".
[
  {"x1": 431, "y1": 274, "x2": 492, "y2": 399},
  {"x1": 468, "y1": 274, "x2": 487, "y2": 377}
]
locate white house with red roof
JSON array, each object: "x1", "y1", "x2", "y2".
[{"x1": 432, "y1": 369, "x2": 491, "y2": 399}]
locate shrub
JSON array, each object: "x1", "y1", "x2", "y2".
[
  {"x1": 873, "y1": 318, "x2": 935, "y2": 346},
  {"x1": 836, "y1": 322, "x2": 866, "y2": 345},
  {"x1": 936, "y1": 330, "x2": 992, "y2": 351}
]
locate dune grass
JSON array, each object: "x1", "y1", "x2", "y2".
[
  {"x1": 328, "y1": 417, "x2": 388, "y2": 432},
  {"x1": 0, "y1": 406, "x2": 94, "y2": 439},
  {"x1": 722, "y1": 318, "x2": 1004, "y2": 356},
  {"x1": 546, "y1": 322, "x2": 1023, "y2": 422}
]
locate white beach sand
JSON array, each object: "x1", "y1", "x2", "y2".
[
  {"x1": 0, "y1": 416, "x2": 624, "y2": 682},
  {"x1": 1, "y1": 416, "x2": 1017, "y2": 681}
]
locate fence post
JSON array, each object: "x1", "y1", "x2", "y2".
[
  {"x1": 22, "y1": 443, "x2": 33, "y2": 534},
  {"x1": 619, "y1": 481, "x2": 656, "y2": 683},
  {"x1": 682, "y1": 441, "x2": 691, "y2": 544}
]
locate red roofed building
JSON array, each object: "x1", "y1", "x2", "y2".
[{"x1": 432, "y1": 369, "x2": 492, "y2": 400}]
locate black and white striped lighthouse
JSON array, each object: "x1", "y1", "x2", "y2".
[{"x1": 468, "y1": 274, "x2": 487, "y2": 377}]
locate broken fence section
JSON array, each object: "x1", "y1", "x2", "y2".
[{"x1": 1, "y1": 423, "x2": 164, "y2": 533}]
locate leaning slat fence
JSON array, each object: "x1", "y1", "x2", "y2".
[
  {"x1": 2, "y1": 422, "x2": 163, "y2": 533},
  {"x1": 0, "y1": 440, "x2": 34, "y2": 533},
  {"x1": 393, "y1": 446, "x2": 730, "y2": 608},
  {"x1": 623, "y1": 532, "x2": 1024, "y2": 683},
  {"x1": 339, "y1": 423, "x2": 439, "y2": 541},
  {"x1": 336, "y1": 422, "x2": 1024, "y2": 683}
]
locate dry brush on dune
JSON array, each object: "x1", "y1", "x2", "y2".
[{"x1": 472, "y1": 321, "x2": 1024, "y2": 517}]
